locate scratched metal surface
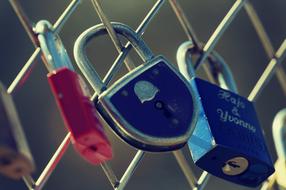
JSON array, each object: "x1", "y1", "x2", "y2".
[{"x1": 0, "y1": 0, "x2": 285, "y2": 189}]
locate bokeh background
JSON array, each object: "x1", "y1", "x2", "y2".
[{"x1": 0, "y1": 0, "x2": 286, "y2": 189}]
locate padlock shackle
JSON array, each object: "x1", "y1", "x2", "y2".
[
  {"x1": 35, "y1": 20, "x2": 75, "y2": 72},
  {"x1": 210, "y1": 50, "x2": 238, "y2": 93},
  {"x1": 176, "y1": 41, "x2": 196, "y2": 80},
  {"x1": 73, "y1": 22, "x2": 154, "y2": 95},
  {"x1": 272, "y1": 108, "x2": 286, "y2": 160},
  {"x1": 176, "y1": 41, "x2": 238, "y2": 93}
]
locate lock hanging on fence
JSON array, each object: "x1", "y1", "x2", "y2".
[
  {"x1": 0, "y1": 82, "x2": 34, "y2": 179},
  {"x1": 74, "y1": 22, "x2": 199, "y2": 152},
  {"x1": 176, "y1": 41, "x2": 274, "y2": 187},
  {"x1": 35, "y1": 20, "x2": 112, "y2": 165},
  {"x1": 272, "y1": 108, "x2": 286, "y2": 190}
]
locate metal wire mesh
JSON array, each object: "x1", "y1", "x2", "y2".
[{"x1": 1, "y1": 0, "x2": 285, "y2": 189}]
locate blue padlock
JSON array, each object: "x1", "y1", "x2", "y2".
[
  {"x1": 74, "y1": 22, "x2": 198, "y2": 152},
  {"x1": 177, "y1": 41, "x2": 274, "y2": 187}
]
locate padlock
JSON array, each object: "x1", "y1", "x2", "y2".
[
  {"x1": 272, "y1": 108, "x2": 286, "y2": 190},
  {"x1": 0, "y1": 82, "x2": 34, "y2": 179},
  {"x1": 35, "y1": 20, "x2": 112, "y2": 164},
  {"x1": 74, "y1": 22, "x2": 199, "y2": 152},
  {"x1": 177, "y1": 41, "x2": 274, "y2": 187}
]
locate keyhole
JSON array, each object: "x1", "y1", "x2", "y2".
[
  {"x1": 227, "y1": 161, "x2": 240, "y2": 168},
  {"x1": 89, "y1": 145, "x2": 98, "y2": 152},
  {"x1": 222, "y1": 157, "x2": 248, "y2": 176},
  {"x1": 14, "y1": 167, "x2": 23, "y2": 174},
  {"x1": 0, "y1": 156, "x2": 12, "y2": 166},
  {"x1": 155, "y1": 101, "x2": 171, "y2": 117},
  {"x1": 154, "y1": 101, "x2": 178, "y2": 124},
  {"x1": 155, "y1": 101, "x2": 164, "y2": 110}
]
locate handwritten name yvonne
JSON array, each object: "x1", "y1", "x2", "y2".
[{"x1": 217, "y1": 108, "x2": 256, "y2": 133}]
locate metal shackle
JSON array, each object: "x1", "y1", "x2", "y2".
[
  {"x1": 176, "y1": 41, "x2": 238, "y2": 93},
  {"x1": 35, "y1": 20, "x2": 74, "y2": 72},
  {"x1": 176, "y1": 41, "x2": 196, "y2": 79},
  {"x1": 73, "y1": 22, "x2": 154, "y2": 94},
  {"x1": 272, "y1": 108, "x2": 286, "y2": 160}
]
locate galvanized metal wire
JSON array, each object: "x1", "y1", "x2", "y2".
[{"x1": 4, "y1": 0, "x2": 286, "y2": 189}]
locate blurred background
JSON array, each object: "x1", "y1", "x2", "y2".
[{"x1": 0, "y1": 0, "x2": 285, "y2": 189}]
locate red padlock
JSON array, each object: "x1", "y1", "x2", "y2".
[
  {"x1": 48, "y1": 68, "x2": 112, "y2": 164},
  {"x1": 35, "y1": 20, "x2": 112, "y2": 165}
]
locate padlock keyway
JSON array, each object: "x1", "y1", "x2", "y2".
[
  {"x1": 227, "y1": 161, "x2": 240, "y2": 168},
  {"x1": 222, "y1": 157, "x2": 249, "y2": 176},
  {"x1": 154, "y1": 100, "x2": 164, "y2": 110},
  {"x1": 0, "y1": 156, "x2": 12, "y2": 166},
  {"x1": 154, "y1": 100, "x2": 176, "y2": 121}
]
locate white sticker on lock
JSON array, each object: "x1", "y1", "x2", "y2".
[{"x1": 134, "y1": 80, "x2": 159, "y2": 103}]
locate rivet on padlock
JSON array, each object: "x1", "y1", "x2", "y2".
[
  {"x1": 35, "y1": 20, "x2": 112, "y2": 165},
  {"x1": 74, "y1": 22, "x2": 199, "y2": 152},
  {"x1": 0, "y1": 82, "x2": 35, "y2": 179},
  {"x1": 272, "y1": 108, "x2": 286, "y2": 189},
  {"x1": 177, "y1": 41, "x2": 274, "y2": 187}
]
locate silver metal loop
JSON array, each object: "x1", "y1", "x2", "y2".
[
  {"x1": 176, "y1": 40, "x2": 196, "y2": 80},
  {"x1": 74, "y1": 22, "x2": 154, "y2": 94},
  {"x1": 176, "y1": 41, "x2": 238, "y2": 93},
  {"x1": 35, "y1": 20, "x2": 75, "y2": 72},
  {"x1": 210, "y1": 51, "x2": 238, "y2": 93},
  {"x1": 272, "y1": 108, "x2": 286, "y2": 160},
  {"x1": 7, "y1": 0, "x2": 80, "y2": 95}
]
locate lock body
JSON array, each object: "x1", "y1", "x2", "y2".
[
  {"x1": 188, "y1": 78, "x2": 274, "y2": 187},
  {"x1": 47, "y1": 67, "x2": 112, "y2": 164},
  {"x1": 0, "y1": 83, "x2": 34, "y2": 179},
  {"x1": 97, "y1": 56, "x2": 198, "y2": 152}
]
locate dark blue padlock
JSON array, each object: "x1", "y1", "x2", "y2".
[
  {"x1": 74, "y1": 22, "x2": 198, "y2": 152},
  {"x1": 177, "y1": 41, "x2": 274, "y2": 187}
]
